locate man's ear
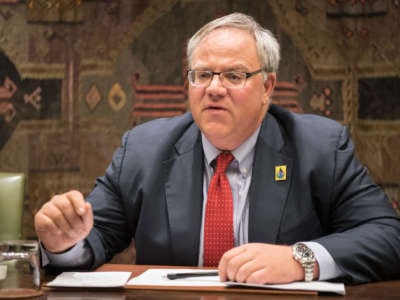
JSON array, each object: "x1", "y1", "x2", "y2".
[{"x1": 263, "y1": 72, "x2": 277, "y2": 104}]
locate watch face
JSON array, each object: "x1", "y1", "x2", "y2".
[{"x1": 296, "y1": 243, "x2": 315, "y2": 262}]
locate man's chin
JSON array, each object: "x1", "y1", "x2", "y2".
[
  {"x1": 202, "y1": 124, "x2": 229, "y2": 138},
  {"x1": 202, "y1": 128, "x2": 236, "y2": 149}
]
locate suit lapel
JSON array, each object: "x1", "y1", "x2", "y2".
[
  {"x1": 163, "y1": 123, "x2": 203, "y2": 265},
  {"x1": 248, "y1": 113, "x2": 293, "y2": 243}
]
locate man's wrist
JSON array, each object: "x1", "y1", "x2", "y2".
[
  {"x1": 40, "y1": 240, "x2": 91, "y2": 268},
  {"x1": 292, "y1": 242, "x2": 317, "y2": 281},
  {"x1": 40, "y1": 241, "x2": 75, "y2": 255}
]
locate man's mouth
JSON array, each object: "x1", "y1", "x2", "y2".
[{"x1": 205, "y1": 105, "x2": 225, "y2": 111}]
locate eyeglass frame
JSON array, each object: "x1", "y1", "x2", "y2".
[{"x1": 186, "y1": 68, "x2": 266, "y2": 89}]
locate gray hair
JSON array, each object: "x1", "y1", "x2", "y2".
[{"x1": 187, "y1": 12, "x2": 280, "y2": 74}]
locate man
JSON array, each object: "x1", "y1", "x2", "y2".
[{"x1": 35, "y1": 12, "x2": 400, "y2": 285}]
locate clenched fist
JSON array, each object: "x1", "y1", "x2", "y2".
[{"x1": 34, "y1": 190, "x2": 93, "y2": 253}]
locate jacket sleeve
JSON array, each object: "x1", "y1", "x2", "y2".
[
  {"x1": 315, "y1": 126, "x2": 400, "y2": 284},
  {"x1": 85, "y1": 131, "x2": 134, "y2": 269}
]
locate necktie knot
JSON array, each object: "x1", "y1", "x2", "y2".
[{"x1": 214, "y1": 152, "x2": 234, "y2": 174}]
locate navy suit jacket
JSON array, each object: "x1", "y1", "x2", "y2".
[{"x1": 85, "y1": 104, "x2": 400, "y2": 284}]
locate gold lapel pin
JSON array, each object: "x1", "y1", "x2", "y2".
[{"x1": 275, "y1": 165, "x2": 287, "y2": 181}]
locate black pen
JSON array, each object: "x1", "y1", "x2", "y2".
[{"x1": 166, "y1": 271, "x2": 219, "y2": 280}]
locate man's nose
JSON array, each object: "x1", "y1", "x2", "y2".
[
  {"x1": 208, "y1": 73, "x2": 224, "y2": 88},
  {"x1": 206, "y1": 74, "x2": 227, "y2": 98}
]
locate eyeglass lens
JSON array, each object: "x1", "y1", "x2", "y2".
[{"x1": 188, "y1": 70, "x2": 262, "y2": 88}]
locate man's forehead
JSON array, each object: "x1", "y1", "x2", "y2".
[{"x1": 191, "y1": 28, "x2": 259, "y2": 68}]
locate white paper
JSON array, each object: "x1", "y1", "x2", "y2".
[
  {"x1": 126, "y1": 268, "x2": 345, "y2": 295},
  {"x1": 47, "y1": 271, "x2": 132, "y2": 288},
  {"x1": 225, "y1": 281, "x2": 346, "y2": 296},
  {"x1": 126, "y1": 268, "x2": 225, "y2": 287}
]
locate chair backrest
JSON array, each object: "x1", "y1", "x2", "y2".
[{"x1": 0, "y1": 172, "x2": 25, "y2": 241}]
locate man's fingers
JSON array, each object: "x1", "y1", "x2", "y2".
[
  {"x1": 39, "y1": 199, "x2": 75, "y2": 233},
  {"x1": 34, "y1": 210, "x2": 62, "y2": 235},
  {"x1": 65, "y1": 190, "x2": 88, "y2": 216},
  {"x1": 218, "y1": 245, "x2": 247, "y2": 281},
  {"x1": 81, "y1": 202, "x2": 94, "y2": 231},
  {"x1": 245, "y1": 267, "x2": 270, "y2": 284},
  {"x1": 227, "y1": 253, "x2": 257, "y2": 282}
]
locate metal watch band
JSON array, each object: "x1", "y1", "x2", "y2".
[{"x1": 304, "y1": 262, "x2": 314, "y2": 282}]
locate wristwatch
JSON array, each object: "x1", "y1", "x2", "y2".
[{"x1": 292, "y1": 242, "x2": 316, "y2": 282}]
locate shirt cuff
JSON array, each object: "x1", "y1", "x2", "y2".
[
  {"x1": 40, "y1": 240, "x2": 91, "y2": 268},
  {"x1": 303, "y1": 241, "x2": 343, "y2": 280}
]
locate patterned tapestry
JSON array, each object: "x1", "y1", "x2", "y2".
[{"x1": 0, "y1": 49, "x2": 62, "y2": 150}]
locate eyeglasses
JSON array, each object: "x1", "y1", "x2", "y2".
[{"x1": 187, "y1": 69, "x2": 264, "y2": 89}]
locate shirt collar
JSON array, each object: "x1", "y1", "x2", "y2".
[{"x1": 202, "y1": 127, "x2": 260, "y2": 174}]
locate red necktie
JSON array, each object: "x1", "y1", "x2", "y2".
[{"x1": 203, "y1": 152, "x2": 234, "y2": 267}]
